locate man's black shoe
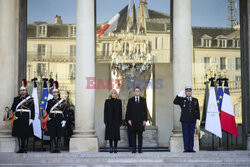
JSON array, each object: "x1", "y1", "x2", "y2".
[
  {"x1": 114, "y1": 147, "x2": 118, "y2": 153},
  {"x1": 50, "y1": 149, "x2": 57, "y2": 153},
  {"x1": 189, "y1": 150, "x2": 196, "y2": 153},
  {"x1": 109, "y1": 147, "x2": 113, "y2": 153},
  {"x1": 132, "y1": 149, "x2": 136, "y2": 153},
  {"x1": 16, "y1": 149, "x2": 24, "y2": 153},
  {"x1": 138, "y1": 149, "x2": 142, "y2": 153},
  {"x1": 183, "y1": 150, "x2": 189, "y2": 153}
]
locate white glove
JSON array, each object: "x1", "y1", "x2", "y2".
[
  {"x1": 177, "y1": 90, "x2": 186, "y2": 97},
  {"x1": 29, "y1": 119, "x2": 33, "y2": 125},
  {"x1": 196, "y1": 119, "x2": 199, "y2": 126},
  {"x1": 61, "y1": 120, "x2": 66, "y2": 127}
]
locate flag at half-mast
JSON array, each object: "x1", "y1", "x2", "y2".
[
  {"x1": 96, "y1": 5, "x2": 128, "y2": 38},
  {"x1": 220, "y1": 79, "x2": 239, "y2": 137},
  {"x1": 205, "y1": 78, "x2": 222, "y2": 138}
]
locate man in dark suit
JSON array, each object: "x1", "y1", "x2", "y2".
[
  {"x1": 126, "y1": 87, "x2": 148, "y2": 153},
  {"x1": 173, "y1": 86, "x2": 200, "y2": 152}
]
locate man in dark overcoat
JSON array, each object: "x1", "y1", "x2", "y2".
[{"x1": 126, "y1": 87, "x2": 148, "y2": 153}]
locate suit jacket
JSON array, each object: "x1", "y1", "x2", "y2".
[
  {"x1": 173, "y1": 96, "x2": 200, "y2": 123},
  {"x1": 126, "y1": 96, "x2": 148, "y2": 132}
]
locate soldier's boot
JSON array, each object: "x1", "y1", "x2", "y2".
[
  {"x1": 56, "y1": 137, "x2": 61, "y2": 153},
  {"x1": 23, "y1": 137, "x2": 29, "y2": 153},
  {"x1": 50, "y1": 138, "x2": 57, "y2": 153},
  {"x1": 16, "y1": 138, "x2": 23, "y2": 153}
]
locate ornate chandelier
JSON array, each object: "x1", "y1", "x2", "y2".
[{"x1": 111, "y1": 36, "x2": 154, "y2": 79}]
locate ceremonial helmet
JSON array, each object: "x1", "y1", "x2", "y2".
[
  {"x1": 52, "y1": 81, "x2": 59, "y2": 93},
  {"x1": 20, "y1": 79, "x2": 27, "y2": 91}
]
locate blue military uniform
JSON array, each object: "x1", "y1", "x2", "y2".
[{"x1": 173, "y1": 91, "x2": 200, "y2": 152}]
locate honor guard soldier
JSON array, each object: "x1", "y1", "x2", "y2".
[
  {"x1": 45, "y1": 86, "x2": 67, "y2": 153},
  {"x1": 173, "y1": 86, "x2": 200, "y2": 152},
  {"x1": 11, "y1": 79, "x2": 35, "y2": 153}
]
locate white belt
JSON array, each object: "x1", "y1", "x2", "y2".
[
  {"x1": 15, "y1": 109, "x2": 31, "y2": 119},
  {"x1": 50, "y1": 110, "x2": 63, "y2": 114},
  {"x1": 16, "y1": 109, "x2": 31, "y2": 113}
]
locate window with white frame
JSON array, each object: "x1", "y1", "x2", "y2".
[
  {"x1": 235, "y1": 39, "x2": 240, "y2": 48},
  {"x1": 220, "y1": 39, "x2": 227, "y2": 48},
  {"x1": 204, "y1": 39, "x2": 211, "y2": 47},
  {"x1": 220, "y1": 57, "x2": 226, "y2": 70},
  {"x1": 37, "y1": 63, "x2": 46, "y2": 77},
  {"x1": 204, "y1": 57, "x2": 210, "y2": 69},
  {"x1": 37, "y1": 44, "x2": 46, "y2": 58},
  {"x1": 103, "y1": 43, "x2": 110, "y2": 56},
  {"x1": 155, "y1": 37, "x2": 158, "y2": 50},
  {"x1": 38, "y1": 25, "x2": 46, "y2": 37},
  {"x1": 69, "y1": 64, "x2": 75, "y2": 79},
  {"x1": 70, "y1": 45, "x2": 76, "y2": 57},
  {"x1": 235, "y1": 57, "x2": 241, "y2": 70},
  {"x1": 70, "y1": 25, "x2": 76, "y2": 37}
]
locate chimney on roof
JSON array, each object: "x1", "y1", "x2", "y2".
[{"x1": 55, "y1": 15, "x2": 63, "y2": 24}]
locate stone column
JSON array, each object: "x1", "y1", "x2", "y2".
[
  {"x1": 70, "y1": 0, "x2": 98, "y2": 152},
  {"x1": 0, "y1": 0, "x2": 18, "y2": 152},
  {"x1": 240, "y1": 0, "x2": 250, "y2": 150},
  {"x1": 169, "y1": 0, "x2": 199, "y2": 152}
]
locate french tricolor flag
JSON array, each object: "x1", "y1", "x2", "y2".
[
  {"x1": 220, "y1": 80, "x2": 239, "y2": 137},
  {"x1": 96, "y1": 5, "x2": 128, "y2": 38}
]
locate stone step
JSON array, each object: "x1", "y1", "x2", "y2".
[{"x1": 0, "y1": 151, "x2": 249, "y2": 166}]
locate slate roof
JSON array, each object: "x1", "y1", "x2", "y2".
[{"x1": 192, "y1": 27, "x2": 237, "y2": 47}]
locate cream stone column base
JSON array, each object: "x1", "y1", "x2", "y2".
[
  {"x1": 70, "y1": 137, "x2": 98, "y2": 152},
  {"x1": 170, "y1": 133, "x2": 199, "y2": 152},
  {"x1": 0, "y1": 130, "x2": 16, "y2": 152},
  {"x1": 70, "y1": 130, "x2": 99, "y2": 152},
  {"x1": 247, "y1": 135, "x2": 250, "y2": 150}
]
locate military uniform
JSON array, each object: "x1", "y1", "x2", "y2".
[
  {"x1": 45, "y1": 98, "x2": 67, "y2": 137},
  {"x1": 45, "y1": 97, "x2": 67, "y2": 153},
  {"x1": 173, "y1": 93, "x2": 200, "y2": 152},
  {"x1": 11, "y1": 94, "x2": 35, "y2": 152}
]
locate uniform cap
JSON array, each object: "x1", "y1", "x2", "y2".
[{"x1": 185, "y1": 86, "x2": 192, "y2": 91}]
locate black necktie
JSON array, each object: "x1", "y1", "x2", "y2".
[{"x1": 136, "y1": 97, "x2": 139, "y2": 103}]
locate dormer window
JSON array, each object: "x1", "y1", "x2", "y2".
[
  {"x1": 216, "y1": 35, "x2": 227, "y2": 48},
  {"x1": 220, "y1": 39, "x2": 227, "y2": 48},
  {"x1": 201, "y1": 34, "x2": 212, "y2": 47},
  {"x1": 204, "y1": 39, "x2": 211, "y2": 47},
  {"x1": 38, "y1": 25, "x2": 47, "y2": 37},
  {"x1": 70, "y1": 25, "x2": 76, "y2": 37},
  {"x1": 235, "y1": 39, "x2": 240, "y2": 48}
]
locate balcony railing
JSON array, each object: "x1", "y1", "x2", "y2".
[
  {"x1": 193, "y1": 81, "x2": 241, "y2": 90},
  {"x1": 27, "y1": 51, "x2": 76, "y2": 62}
]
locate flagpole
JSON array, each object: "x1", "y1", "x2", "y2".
[{"x1": 126, "y1": 0, "x2": 132, "y2": 33}]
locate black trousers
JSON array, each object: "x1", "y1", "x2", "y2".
[{"x1": 131, "y1": 131, "x2": 143, "y2": 149}]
